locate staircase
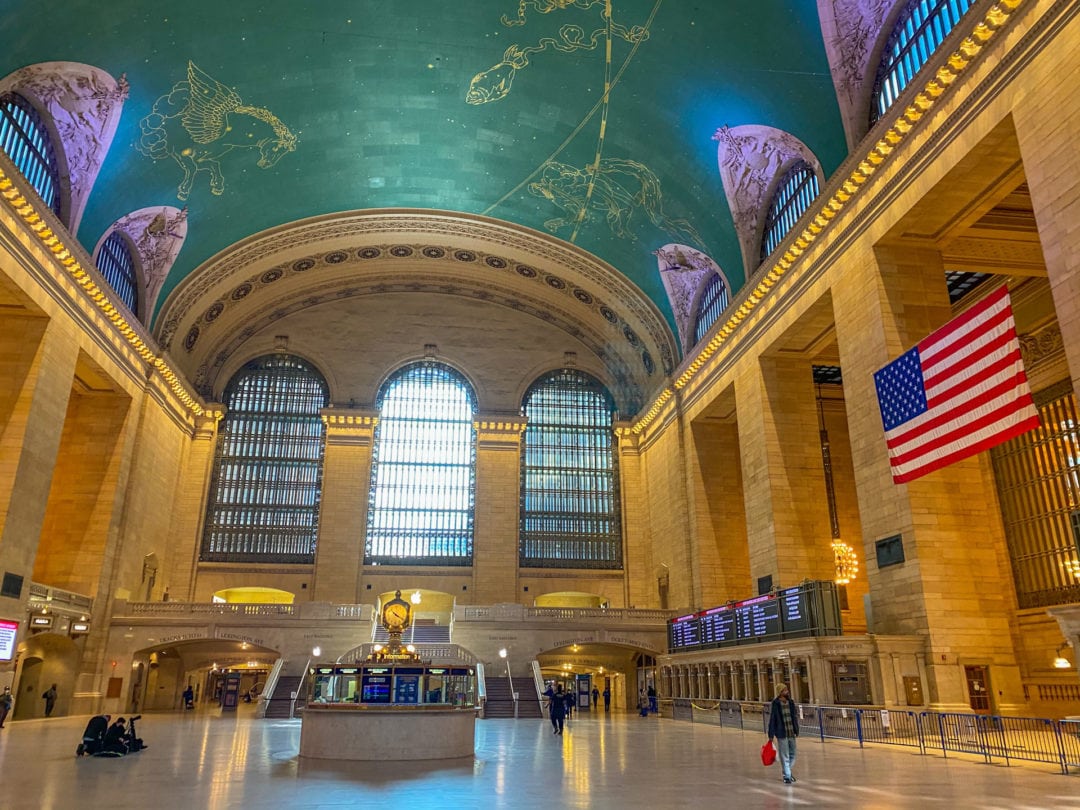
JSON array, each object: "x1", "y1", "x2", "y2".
[
  {"x1": 482, "y1": 676, "x2": 543, "y2": 719},
  {"x1": 263, "y1": 675, "x2": 302, "y2": 718},
  {"x1": 373, "y1": 619, "x2": 451, "y2": 644}
]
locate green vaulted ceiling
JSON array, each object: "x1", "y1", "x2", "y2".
[{"x1": 1, "y1": 1, "x2": 847, "y2": 332}]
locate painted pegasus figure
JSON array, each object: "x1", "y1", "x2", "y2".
[{"x1": 138, "y1": 61, "x2": 297, "y2": 200}]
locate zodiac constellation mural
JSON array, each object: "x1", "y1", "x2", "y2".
[
  {"x1": 530, "y1": 158, "x2": 706, "y2": 248},
  {"x1": 137, "y1": 61, "x2": 297, "y2": 201},
  {"x1": 472, "y1": 0, "x2": 703, "y2": 256},
  {"x1": 466, "y1": 0, "x2": 648, "y2": 105}
]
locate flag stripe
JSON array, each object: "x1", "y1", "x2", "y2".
[
  {"x1": 874, "y1": 285, "x2": 1038, "y2": 484},
  {"x1": 891, "y1": 410, "x2": 1041, "y2": 483},
  {"x1": 923, "y1": 322, "x2": 1014, "y2": 400}
]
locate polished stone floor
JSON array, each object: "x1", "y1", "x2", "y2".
[{"x1": 1, "y1": 707, "x2": 1077, "y2": 809}]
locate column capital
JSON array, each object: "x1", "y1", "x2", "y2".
[
  {"x1": 320, "y1": 408, "x2": 378, "y2": 445},
  {"x1": 473, "y1": 413, "x2": 527, "y2": 448}
]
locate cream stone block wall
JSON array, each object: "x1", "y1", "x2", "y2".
[
  {"x1": 166, "y1": 415, "x2": 218, "y2": 601},
  {"x1": 471, "y1": 421, "x2": 524, "y2": 605},
  {"x1": 0, "y1": 317, "x2": 72, "y2": 594},
  {"x1": 758, "y1": 356, "x2": 835, "y2": 586},
  {"x1": 1012, "y1": 7, "x2": 1080, "y2": 402},
  {"x1": 33, "y1": 383, "x2": 131, "y2": 595},
  {"x1": 619, "y1": 428, "x2": 652, "y2": 609},
  {"x1": 636, "y1": 413, "x2": 693, "y2": 609},
  {"x1": 313, "y1": 416, "x2": 375, "y2": 603},
  {"x1": 687, "y1": 416, "x2": 750, "y2": 605}
]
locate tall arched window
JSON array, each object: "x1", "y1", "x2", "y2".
[
  {"x1": 201, "y1": 354, "x2": 329, "y2": 563},
  {"x1": 95, "y1": 230, "x2": 139, "y2": 314},
  {"x1": 520, "y1": 369, "x2": 622, "y2": 569},
  {"x1": 0, "y1": 92, "x2": 62, "y2": 218},
  {"x1": 760, "y1": 160, "x2": 819, "y2": 262},
  {"x1": 366, "y1": 362, "x2": 477, "y2": 566},
  {"x1": 870, "y1": 0, "x2": 975, "y2": 125},
  {"x1": 693, "y1": 273, "x2": 730, "y2": 345}
]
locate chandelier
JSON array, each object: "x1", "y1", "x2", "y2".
[{"x1": 818, "y1": 383, "x2": 858, "y2": 586}]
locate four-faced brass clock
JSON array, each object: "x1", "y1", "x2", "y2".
[{"x1": 381, "y1": 590, "x2": 412, "y2": 633}]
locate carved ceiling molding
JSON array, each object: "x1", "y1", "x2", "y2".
[
  {"x1": 653, "y1": 244, "x2": 727, "y2": 353},
  {"x1": 712, "y1": 125, "x2": 821, "y2": 277},
  {"x1": 817, "y1": 0, "x2": 896, "y2": 148},
  {"x1": 188, "y1": 269, "x2": 650, "y2": 414},
  {"x1": 102, "y1": 206, "x2": 189, "y2": 317},
  {"x1": 0, "y1": 61, "x2": 129, "y2": 233},
  {"x1": 155, "y1": 210, "x2": 676, "y2": 374}
]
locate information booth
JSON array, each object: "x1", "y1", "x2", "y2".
[
  {"x1": 308, "y1": 663, "x2": 477, "y2": 708},
  {"x1": 298, "y1": 589, "x2": 479, "y2": 761}
]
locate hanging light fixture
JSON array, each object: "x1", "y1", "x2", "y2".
[
  {"x1": 818, "y1": 380, "x2": 858, "y2": 586},
  {"x1": 1053, "y1": 643, "x2": 1072, "y2": 669}
]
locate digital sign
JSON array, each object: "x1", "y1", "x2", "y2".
[
  {"x1": 735, "y1": 595, "x2": 782, "y2": 640},
  {"x1": 667, "y1": 580, "x2": 841, "y2": 652},
  {"x1": 0, "y1": 619, "x2": 16, "y2": 661},
  {"x1": 779, "y1": 586, "x2": 810, "y2": 634},
  {"x1": 668, "y1": 614, "x2": 701, "y2": 649},
  {"x1": 699, "y1": 605, "x2": 737, "y2": 645}
]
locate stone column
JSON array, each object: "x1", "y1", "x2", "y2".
[
  {"x1": 1012, "y1": 23, "x2": 1080, "y2": 400},
  {"x1": 164, "y1": 408, "x2": 222, "y2": 601},
  {"x1": 314, "y1": 410, "x2": 377, "y2": 603},
  {"x1": 618, "y1": 426, "x2": 651, "y2": 608},
  {"x1": 471, "y1": 416, "x2": 525, "y2": 604},
  {"x1": 833, "y1": 244, "x2": 1024, "y2": 710},
  {"x1": 0, "y1": 319, "x2": 77, "y2": 609},
  {"x1": 736, "y1": 358, "x2": 834, "y2": 590}
]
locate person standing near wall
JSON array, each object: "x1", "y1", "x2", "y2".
[
  {"x1": 767, "y1": 683, "x2": 799, "y2": 785},
  {"x1": 42, "y1": 684, "x2": 57, "y2": 717},
  {"x1": 0, "y1": 686, "x2": 12, "y2": 727},
  {"x1": 603, "y1": 686, "x2": 610, "y2": 711},
  {"x1": 591, "y1": 686, "x2": 599, "y2": 710}
]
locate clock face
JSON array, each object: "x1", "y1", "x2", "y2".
[{"x1": 384, "y1": 602, "x2": 409, "y2": 626}]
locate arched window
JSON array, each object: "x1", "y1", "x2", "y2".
[
  {"x1": 366, "y1": 362, "x2": 477, "y2": 566},
  {"x1": 760, "y1": 160, "x2": 819, "y2": 263},
  {"x1": 520, "y1": 369, "x2": 622, "y2": 569},
  {"x1": 0, "y1": 92, "x2": 62, "y2": 218},
  {"x1": 693, "y1": 273, "x2": 730, "y2": 345},
  {"x1": 870, "y1": 0, "x2": 976, "y2": 125},
  {"x1": 95, "y1": 230, "x2": 139, "y2": 314},
  {"x1": 201, "y1": 355, "x2": 329, "y2": 563}
]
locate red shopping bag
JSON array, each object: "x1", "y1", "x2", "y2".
[{"x1": 760, "y1": 740, "x2": 777, "y2": 766}]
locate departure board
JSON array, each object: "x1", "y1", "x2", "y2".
[
  {"x1": 735, "y1": 595, "x2": 781, "y2": 640},
  {"x1": 669, "y1": 614, "x2": 701, "y2": 649},
  {"x1": 699, "y1": 605, "x2": 738, "y2": 644},
  {"x1": 666, "y1": 580, "x2": 842, "y2": 652},
  {"x1": 779, "y1": 586, "x2": 810, "y2": 634}
]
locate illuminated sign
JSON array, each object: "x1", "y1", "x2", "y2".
[
  {"x1": 71, "y1": 622, "x2": 90, "y2": 634},
  {"x1": 31, "y1": 615, "x2": 53, "y2": 628},
  {"x1": 0, "y1": 619, "x2": 17, "y2": 661}
]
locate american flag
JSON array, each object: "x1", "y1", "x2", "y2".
[{"x1": 873, "y1": 285, "x2": 1039, "y2": 484}]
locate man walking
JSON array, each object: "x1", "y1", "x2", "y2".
[
  {"x1": 42, "y1": 683, "x2": 57, "y2": 717},
  {"x1": 768, "y1": 683, "x2": 800, "y2": 785}
]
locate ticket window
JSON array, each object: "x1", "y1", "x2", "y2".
[
  {"x1": 964, "y1": 665, "x2": 992, "y2": 713},
  {"x1": 832, "y1": 661, "x2": 871, "y2": 705}
]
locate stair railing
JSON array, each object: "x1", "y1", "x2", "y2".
[
  {"x1": 257, "y1": 657, "x2": 286, "y2": 718},
  {"x1": 531, "y1": 660, "x2": 545, "y2": 716}
]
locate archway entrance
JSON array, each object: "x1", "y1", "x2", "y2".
[
  {"x1": 536, "y1": 642, "x2": 656, "y2": 713},
  {"x1": 131, "y1": 638, "x2": 280, "y2": 713}
]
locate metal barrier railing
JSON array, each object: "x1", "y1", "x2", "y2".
[{"x1": 662, "y1": 699, "x2": 1079, "y2": 775}]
